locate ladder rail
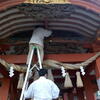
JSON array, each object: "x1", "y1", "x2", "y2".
[
  {"x1": 20, "y1": 48, "x2": 34, "y2": 100},
  {"x1": 20, "y1": 47, "x2": 43, "y2": 100},
  {"x1": 37, "y1": 48, "x2": 42, "y2": 69}
]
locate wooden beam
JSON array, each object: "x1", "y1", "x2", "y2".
[
  {"x1": 0, "y1": 53, "x2": 97, "y2": 64},
  {"x1": 10, "y1": 77, "x2": 18, "y2": 100},
  {"x1": 0, "y1": 38, "x2": 92, "y2": 48},
  {"x1": 95, "y1": 57, "x2": 100, "y2": 90},
  {"x1": 76, "y1": 88, "x2": 84, "y2": 100},
  {"x1": 83, "y1": 75, "x2": 96, "y2": 100},
  {"x1": 92, "y1": 44, "x2": 100, "y2": 52},
  {"x1": 0, "y1": 64, "x2": 9, "y2": 78},
  {"x1": 0, "y1": 78, "x2": 10, "y2": 100},
  {"x1": 47, "y1": 38, "x2": 83, "y2": 44},
  {"x1": 95, "y1": 58, "x2": 100, "y2": 79},
  {"x1": 96, "y1": 29, "x2": 100, "y2": 41}
]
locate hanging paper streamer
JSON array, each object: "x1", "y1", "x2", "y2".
[
  {"x1": 17, "y1": 73, "x2": 24, "y2": 89},
  {"x1": 76, "y1": 71, "x2": 83, "y2": 87},
  {"x1": 61, "y1": 66, "x2": 66, "y2": 77},
  {"x1": 64, "y1": 72, "x2": 73, "y2": 88},
  {"x1": 47, "y1": 69, "x2": 54, "y2": 81},
  {"x1": 9, "y1": 66, "x2": 14, "y2": 77},
  {"x1": 80, "y1": 66, "x2": 85, "y2": 76}
]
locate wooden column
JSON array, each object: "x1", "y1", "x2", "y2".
[
  {"x1": 95, "y1": 57, "x2": 100, "y2": 90},
  {"x1": 83, "y1": 75, "x2": 96, "y2": 100},
  {"x1": 63, "y1": 93, "x2": 68, "y2": 100},
  {"x1": 76, "y1": 88, "x2": 84, "y2": 100},
  {"x1": 0, "y1": 78, "x2": 10, "y2": 100},
  {"x1": 67, "y1": 92, "x2": 74, "y2": 100},
  {"x1": 10, "y1": 80, "x2": 17, "y2": 100}
]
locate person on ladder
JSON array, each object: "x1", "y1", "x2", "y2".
[
  {"x1": 19, "y1": 26, "x2": 52, "y2": 100},
  {"x1": 26, "y1": 25, "x2": 52, "y2": 69}
]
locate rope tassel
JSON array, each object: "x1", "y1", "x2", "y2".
[
  {"x1": 17, "y1": 73, "x2": 24, "y2": 89},
  {"x1": 47, "y1": 69, "x2": 54, "y2": 81},
  {"x1": 64, "y1": 72, "x2": 73, "y2": 88},
  {"x1": 76, "y1": 71, "x2": 83, "y2": 87}
]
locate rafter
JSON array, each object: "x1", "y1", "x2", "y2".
[{"x1": 96, "y1": 29, "x2": 100, "y2": 41}]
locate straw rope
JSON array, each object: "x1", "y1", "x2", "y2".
[
  {"x1": 44, "y1": 52, "x2": 100, "y2": 69},
  {"x1": 0, "y1": 58, "x2": 27, "y2": 72},
  {"x1": 0, "y1": 52, "x2": 100, "y2": 72}
]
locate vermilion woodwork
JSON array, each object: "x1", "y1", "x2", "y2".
[
  {"x1": 76, "y1": 88, "x2": 84, "y2": 100},
  {"x1": 0, "y1": 78, "x2": 10, "y2": 100},
  {"x1": 0, "y1": 64, "x2": 9, "y2": 77},
  {"x1": 0, "y1": 38, "x2": 94, "y2": 49},
  {"x1": 0, "y1": 0, "x2": 25, "y2": 11},
  {"x1": 95, "y1": 58, "x2": 100, "y2": 79},
  {"x1": 68, "y1": 92, "x2": 74, "y2": 100},
  {"x1": 10, "y1": 77, "x2": 18, "y2": 100},
  {"x1": 92, "y1": 44, "x2": 100, "y2": 52},
  {"x1": 83, "y1": 75, "x2": 96, "y2": 100},
  {"x1": 63, "y1": 93, "x2": 68, "y2": 100},
  {"x1": 85, "y1": 63, "x2": 95, "y2": 74},
  {"x1": 0, "y1": 53, "x2": 97, "y2": 64}
]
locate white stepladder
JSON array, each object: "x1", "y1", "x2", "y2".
[{"x1": 19, "y1": 46, "x2": 42, "y2": 100}]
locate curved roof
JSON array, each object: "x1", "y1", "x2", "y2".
[
  {"x1": 0, "y1": 0, "x2": 100, "y2": 41},
  {"x1": 0, "y1": 4, "x2": 100, "y2": 39},
  {"x1": 0, "y1": 0, "x2": 100, "y2": 13}
]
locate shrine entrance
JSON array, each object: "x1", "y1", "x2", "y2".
[{"x1": 0, "y1": 0, "x2": 100, "y2": 100}]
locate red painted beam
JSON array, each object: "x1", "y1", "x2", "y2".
[
  {"x1": 95, "y1": 57, "x2": 100, "y2": 90},
  {"x1": 0, "y1": 64, "x2": 9, "y2": 77},
  {"x1": 92, "y1": 44, "x2": 100, "y2": 52},
  {"x1": 0, "y1": 0, "x2": 25, "y2": 11},
  {"x1": 0, "y1": 53, "x2": 97, "y2": 64}
]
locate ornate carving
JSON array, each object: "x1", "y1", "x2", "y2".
[{"x1": 17, "y1": 4, "x2": 76, "y2": 19}]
